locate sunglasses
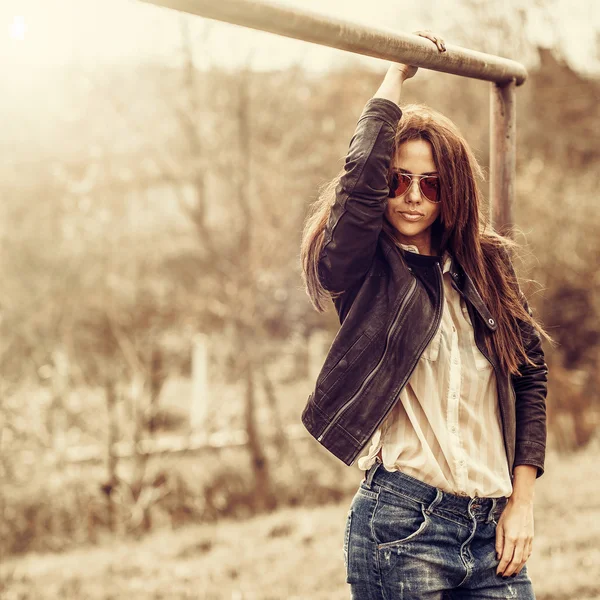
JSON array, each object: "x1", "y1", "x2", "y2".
[{"x1": 388, "y1": 171, "x2": 441, "y2": 203}]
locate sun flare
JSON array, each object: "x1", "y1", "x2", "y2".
[{"x1": 9, "y1": 15, "x2": 27, "y2": 41}]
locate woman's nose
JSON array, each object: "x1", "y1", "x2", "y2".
[{"x1": 407, "y1": 178, "x2": 422, "y2": 202}]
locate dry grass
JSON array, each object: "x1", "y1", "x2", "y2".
[{"x1": 2, "y1": 444, "x2": 600, "y2": 600}]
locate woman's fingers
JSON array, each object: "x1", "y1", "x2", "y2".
[
  {"x1": 413, "y1": 30, "x2": 447, "y2": 53},
  {"x1": 515, "y1": 538, "x2": 533, "y2": 576},
  {"x1": 386, "y1": 30, "x2": 446, "y2": 81},
  {"x1": 386, "y1": 62, "x2": 418, "y2": 81}
]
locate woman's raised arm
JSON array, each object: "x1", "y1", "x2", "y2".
[
  {"x1": 317, "y1": 32, "x2": 445, "y2": 293},
  {"x1": 316, "y1": 66, "x2": 407, "y2": 293}
]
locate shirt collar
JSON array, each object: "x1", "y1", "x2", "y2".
[{"x1": 399, "y1": 243, "x2": 452, "y2": 274}]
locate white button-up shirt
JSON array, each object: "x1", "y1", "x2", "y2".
[{"x1": 357, "y1": 244, "x2": 513, "y2": 498}]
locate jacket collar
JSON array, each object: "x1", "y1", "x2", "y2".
[
  {"x1": 398, "y1": 243, "x2": 452, "y2": 274},
  {"x1": 392, "y1": 241, "x2": 498, "y2": 332}
]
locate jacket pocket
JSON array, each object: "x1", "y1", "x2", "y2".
[{"x1": 317, "y1": 331, "x2": 372, "y2": 396}]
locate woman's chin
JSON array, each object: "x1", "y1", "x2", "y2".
[{"x1": 391, "y1": 219, "x2": 428, "y2": 237}]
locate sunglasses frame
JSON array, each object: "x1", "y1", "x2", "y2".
[{"x1": 388, "y1": 170, "x2": 442, "y2": 204}]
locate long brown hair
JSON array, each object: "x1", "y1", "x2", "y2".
[{"x1": 300, "y1": 102, "x2": 555, "y2": 377}]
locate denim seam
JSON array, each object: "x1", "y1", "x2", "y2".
[
  {"x1": 343, "y1": 509, "x2": 352, "y2": 577},
  {"x1": 373, "y1": 481, "x2": 430, "y2": 508},
  {"x1": 428, "y1": 511, "x2": 473, "y2": 530},
  {"x1": 370, "y1": 493, "x2": 390, "y2": 600},
  {"x1": 370, "y1": 490, "x2": 382, "y2": 548}
]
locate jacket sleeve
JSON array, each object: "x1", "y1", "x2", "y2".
[
  {"x1": 318, "y1": 97, "x2": 402, "y2": 293},
  {"x1": 505, "y1": 253, "x2": 548, "y2": 478}
]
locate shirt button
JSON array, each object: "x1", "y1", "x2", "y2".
[
  {"x1": 459, "y1": 459, "x2": 466, "y2": 466},
  {"x1": 450, "y1": 426, "x2": 457, "y2": 433}
]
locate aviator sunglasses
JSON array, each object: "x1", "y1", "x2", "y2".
[{"x1": 388, "y1": 171, "x2": 441, "y2": 203}]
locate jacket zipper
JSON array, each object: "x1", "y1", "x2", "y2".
[
  {"x1": 348, "y1": 260, "x2": 445, "y2": 465},
  {"x1": 317, "y1": 277, "x2": 418, "y2": 443}
]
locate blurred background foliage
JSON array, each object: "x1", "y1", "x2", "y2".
[{"x1": 0, "y1": 0, "x2": 599, "y2": 570}]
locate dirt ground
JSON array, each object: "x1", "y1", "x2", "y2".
[{"x1": 2, "y1": 445, "x2": 600, "y2": 600}]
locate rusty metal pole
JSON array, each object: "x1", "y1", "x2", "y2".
[
  {"x1": 140, "y1": 0, "x2": 527, "y2": 85},
  {"x1": 490, "y1": 80, "x2": 517, "y2": 237},
  {"x1": 139, "y1": 0, "x2": 527, "y2": 235}
]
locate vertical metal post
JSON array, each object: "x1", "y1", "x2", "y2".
[{"x1": 490, "y1": 80, "x2": 517, "y2": 236}]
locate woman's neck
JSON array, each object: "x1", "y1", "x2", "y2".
[{"x1": 397, "y1": 235, "x2": 436, "y2": 256}]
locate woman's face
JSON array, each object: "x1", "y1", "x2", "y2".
[{"x1": 385, "y1": 139, "x2": 441, "y2": 255}]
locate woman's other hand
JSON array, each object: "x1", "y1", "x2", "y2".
[
  {"x1": 414, "y1": 30, "x2": 446, "y2": 53},
  {"x1": 387, "y1": 31, "x2": 447, "y2": 82}
]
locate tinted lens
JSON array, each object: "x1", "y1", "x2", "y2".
[
  {"x1": 420, "y1": 177, "x2": 440, "y2": 202},
  {"x1": 390, "y1": 173, "x2": 412, "y2": 197}
]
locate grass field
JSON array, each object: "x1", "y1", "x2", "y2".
[{"x1": 2, "y1": 445, "x2": 599, "y2": 600}]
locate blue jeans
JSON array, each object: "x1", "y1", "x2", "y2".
[{"x1": 344, "y1": 459, "x2": 535, "y2": 599}]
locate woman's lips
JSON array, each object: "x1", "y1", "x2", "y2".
[{"x1": 399, "y1": 212, "x2": 424, "y2": 222}]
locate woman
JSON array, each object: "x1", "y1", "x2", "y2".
[{"x1": 300, "y1": 32, "x2": 553, "y2": 599}]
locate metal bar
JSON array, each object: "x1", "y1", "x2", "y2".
[
  {"x1": 490, "y1": 81, "x2": 517, "y2": 236},
  {"x1": 140, "y1": 0, "x2": 527, "y2": 85}
]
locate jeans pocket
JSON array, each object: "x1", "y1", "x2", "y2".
[{"x1": 372, "y1": 490, "x2": 430, "y2": 550}]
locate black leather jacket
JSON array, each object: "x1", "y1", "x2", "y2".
[{"x1": 301, "y1": 97, "x2": 548, "y2": 481}]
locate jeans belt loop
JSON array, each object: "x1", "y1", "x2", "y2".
[
  {"x1": 486, "y1": 498, "x2": 498, "y2": 523},
  {"x1": 425, "y1": 488, "x2": 443, "y2": 515},
  {"x1": 364, "y1": 459, "x2": 382, "y2": 490}
]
